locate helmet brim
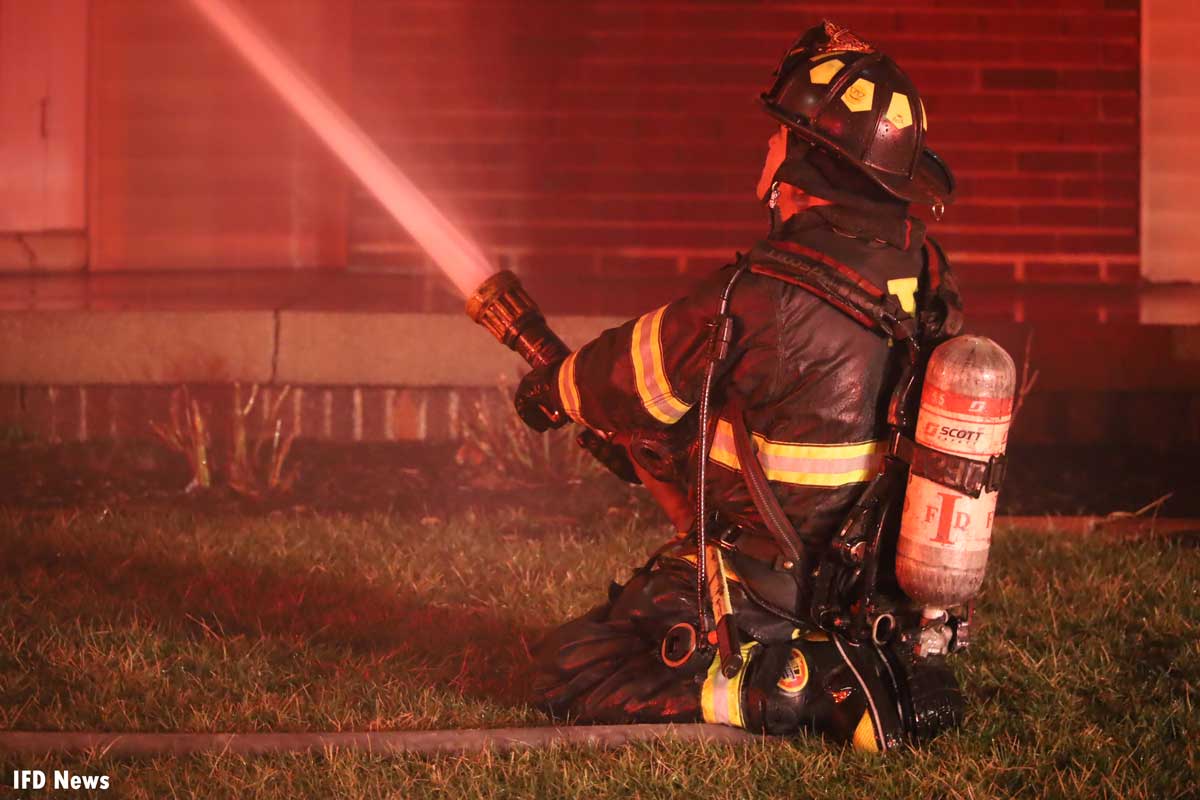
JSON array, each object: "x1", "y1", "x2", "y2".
[{"x1": 762, "y1": 98, "x2": 955, "y2": 208}]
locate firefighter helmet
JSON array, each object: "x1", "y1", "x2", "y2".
[{"x1": 761, "y1": 21, "x2": 955, "y2": 208}]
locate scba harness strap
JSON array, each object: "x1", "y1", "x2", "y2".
[
  {"x1": 748, "y1": 237, "x2": 997, "y2": 500},
  {"x1": 747, "y1": 240, "x2": 918, "y2": 345}
]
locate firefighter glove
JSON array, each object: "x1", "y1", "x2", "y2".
[{"x1": 515, "y1": 363, "x2": 569, "y2": 432}]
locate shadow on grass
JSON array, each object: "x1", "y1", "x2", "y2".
[{"x1": 5, "y1": 530, "x2": 545, "y2": 714}]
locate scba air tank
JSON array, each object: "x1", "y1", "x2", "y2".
[{"x1": 897, "y1": 335, "x2": 1016, "y2": 618}]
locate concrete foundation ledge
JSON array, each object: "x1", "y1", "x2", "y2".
[
  {"x1": 275, "y1": 312, "x2": 625, "y2": 386},
  {"x1": 0, "y1": 311, "x2": 276, "y2": 384},
  {"x1": 0, "y1": 309, "x2": 625, "y2": 387}
]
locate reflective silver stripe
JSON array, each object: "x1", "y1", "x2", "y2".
[
  {"x1": 631, "y1": 306, "x2": 692, "y2": 424},
  {"x1": 700, "y1": 641, "x2": 756, "y2": 728},
  {"x1": 556, "y1": 350, "x2": 586, "y2": 426},
  {"x1": 709, "y1": 419, "x2": 885, "y2": 487}
]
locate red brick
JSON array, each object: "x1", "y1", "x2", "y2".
[
  {"x1": 682, "y1": 255, "x2": 734, "y2": 277},
  {"x1": 388, "y1": 389, "x2": 428, "y2": 441},
  {"x1": 1057, "y1": 68, "x2": 1138, "y2": 92},
  {"x1": 1105, "y1": 262, "x2": 1141, "y2": 283},
  {"x1": 1099, "y1": 299, "x2": 1140, "y2": 323},
  {"x1": 1061, "y1": 12, "x2": 1139, "y2": 38},
  {"x1": 1059, "y1": 177, "x2": 1138, "y2": 200},
  {"x1": 890, "y1": 38, "x2": 1015, "y2": 65},
  {"x1": 955, "y1": 176, "x2": 1059, "y2": 201},
  {"x1": 1099, "y1": 206, "x2": 1138, "y2": 227},
  {"x1": 899, "y1": 66, "x2": 983, "y2": 92},
  {"x1": 937, "y1": 148, "x2": 1020, "y2": 172},
  {"x1": 936, "y1": 230, "x2": 1060, "y2": 253},
  {"x1": 1025, "y1": 261, "x2": 1103, "y2": 283},
  {"x1": 514, "y1": 251, "x2": 597, "y2": 281},
  {"x1": 1021, "y1": 292, "x2": 1110, "y2": 321},
  {"x1": 1099, "y1": 151, "x2": 1140, "y2": 175},
  {"x1": 951, "y1": 260, "x2": 1019, "y2": 287},
  {"x1": 1017, "y1": 204, "x2": 1101, "y2": 227},
  {"x1": 1100, "y1": 41, "x2": 1139, "y2": 64},
  {"x1": 949, "y1": 203, "x2": 1020, "y2": 226},
  {"x1": 1016, "y1": 151, "x2": 1100, "y2": 173},
  {"x1": 597, "y1": 254, "x2": 683, "y2": 278},
  {"x1": 981, "y1": 68, "x2": 1058, "y2": 90},
  {"x1": 895, "y1": 12, "x2": 987, "y2": 36},
  {"x1": 1011, "y1": 93, "x2": 1103, "y2": 120},
  {"x1": 1057, "y1": 233, "x2": 1138, "y2": 254},
  {"x1": 474, "y1": 221, "x2": 762, "y2": 251},
  {"x1": 933, "y1": 120, "x2": 1073, "y2": 147},
  {"x1": 1099, "y1": 94, "x2": 1139, "y2": 121},
  {"x1": 1016, "y1": 38, "x2": 1106, "y2": 65}
]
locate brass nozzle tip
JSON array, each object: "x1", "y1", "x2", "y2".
[{"x1": 465, "y1": 269, "x2": 520, "y2": 322}]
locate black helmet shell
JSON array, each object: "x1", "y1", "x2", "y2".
[{"x1": 761, "y1": 22, "x2": 955, "y2": 207}]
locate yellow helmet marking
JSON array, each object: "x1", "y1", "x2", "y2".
[
  {"x1": 886, "y1": 92, "x2": 913, "y2": 130},
  {"x1": 841, "y1": 78, "x2": 875, "y2": 112},
  {"x1": 809, "y1": 58, "x2": 845, "y2": 85},
  {"x1": 921, "y1": 99, "x2": 928, "y2": 131}
]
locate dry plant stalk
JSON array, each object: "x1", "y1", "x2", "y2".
[
  {"x1": 1011, "y1": 330, "x2": 1040, "y2": 424},
  {"x1": 229, "y1": 383, "x2": 298, "y2": 499},
  {"x1": 456, "y1": 381, "x2": 601, "y2": 486},
  {"x1": 149, "y1": 386, "x2": 212, "y2": 491}
]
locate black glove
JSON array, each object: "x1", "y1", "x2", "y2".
[{"x1": 514, "y1": 363, "x2": 569, "y2": 432}]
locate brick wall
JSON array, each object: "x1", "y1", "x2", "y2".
[
  {"x1": 86, "y1": 1, "x2": 1140, "y2": 309},
  {"x1": 89, "y1": 0, "x2": 351, "y2": 270},
  {"x1": 347, "y1": 0, "x2": 1141, "y2": 311}
]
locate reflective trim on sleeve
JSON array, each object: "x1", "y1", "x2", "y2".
[
  {"x1": 556, "y1": 350, "x2": 586, "y2": 426},
  {"x1": 700, "y1": 640, "x2": 757, "y2": 728},
  {"x1": 631, "y1": 305, "x2": 693, "y2": 424},
  {"x1": 709, "y1": 419, "x2": 885, "y2": 487}
]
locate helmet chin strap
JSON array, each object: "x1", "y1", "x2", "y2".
[{"x1": 765, "y1": 180, "x2": 784, "y2": 235}]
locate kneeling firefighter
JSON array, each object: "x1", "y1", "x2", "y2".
[{"x1": 470, "y1": 22, "x2": 1015, "y2": 752}]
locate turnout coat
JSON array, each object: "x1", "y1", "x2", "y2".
[{"x1": 553, "y1": 209, "x2": 958, "y2": 588}]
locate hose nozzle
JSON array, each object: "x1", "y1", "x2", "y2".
[{"x1": 466, "y1": 270, "x2": 570, "y2": 369}]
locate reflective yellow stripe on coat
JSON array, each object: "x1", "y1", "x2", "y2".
[
  {"x1": 709, "y1": 419, "x2": 885, "y2": 488},
  {"x1": 631, "y1": 305, "x2": 692, "y2": 424},
  {"x1": 556, "y1": 350, "x2": 586, "y2": 426}
]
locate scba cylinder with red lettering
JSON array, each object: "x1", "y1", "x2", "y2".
[{"x1": 897, "y1": 335, "x2": 1016, "y2": 618}]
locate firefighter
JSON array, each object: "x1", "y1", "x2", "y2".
[{"x1": 513, "y1": 22, "x2": 966, "y2": 751}]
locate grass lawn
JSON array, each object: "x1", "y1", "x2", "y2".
[{"x1": 1, "y1": 501, "x2": 1197, "y2": 799}]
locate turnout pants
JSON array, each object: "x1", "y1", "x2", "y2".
[{"x1": 531, "y1": 552, "x2": 957, "y2": 751}]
